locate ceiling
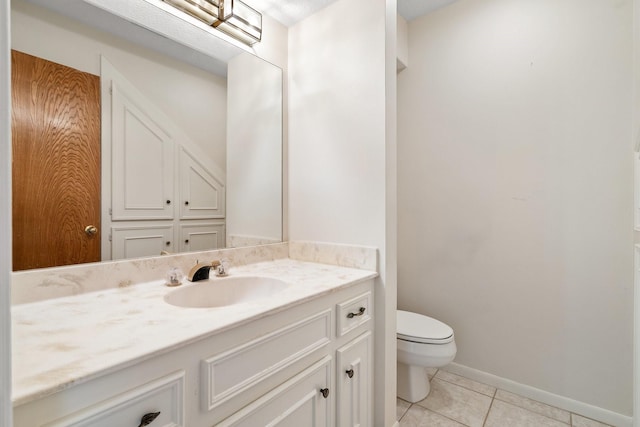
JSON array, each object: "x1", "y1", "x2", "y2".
[
  {"x1": 397, "y1": 0, "x2": 459, "y2": 21},
  {"x1": 249, "y1": 0, "x2": 459, "y2": 27},
  {"x1": 247, "y1": 0, "x2": 336, "y2": 27}
]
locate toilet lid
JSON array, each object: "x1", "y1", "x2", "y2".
[{"x1": 397, "y1": 310, "x2": 454, "y2": 344}]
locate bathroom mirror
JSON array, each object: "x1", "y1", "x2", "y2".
[{"x1": 11, "y1": 0, "x2": 283, "y2": 271}]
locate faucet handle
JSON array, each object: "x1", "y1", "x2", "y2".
[{"x1": 211, "y1": 259, "x2": 228, "y2": 276}]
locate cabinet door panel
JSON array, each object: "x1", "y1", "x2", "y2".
[
  {"x1": 179, "y1": 222, "x2": 225, "y2": 252},
  {"x1": 202, "y1": 310, "x2": 331, "y2": 413},
  {"x1": 180, "y1": 148, "x2": 225, "y2": 219},
  {"x1": 111, "y1": 84, "x2": 175, "y2": 220},
  {"x1": 217, "y1": 357, "x2": 331, "y2": 427},
  {"x1": 112, "y1": 225, "x2": 174, "y2": 260},
  {"x1": 44, "y1": 371, "x2": 184, "y2": 427},
  {"x1": 336, "y1": 332, "x2": 372, "y2": 427}
]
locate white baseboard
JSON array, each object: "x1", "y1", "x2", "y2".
[{"x1": 443, "y1": 363, "x2": 633, "y2": 427}]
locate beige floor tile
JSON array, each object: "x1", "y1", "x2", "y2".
[
  {"x1": 397, "y1": 398, "x2": 411, "y2": 421},
  {"x1": 435, "y1": 370, "x2": 496, "y2": 397},
  {"x1": 494, "y1": 390, "x2": 571, "y2": 423},
  {"x1": 416, "y1": 378, "x2": 492, "y2": 427},
  {"x1": 400, "y1": 405, "x2": 466, "y2": 427},
  {"x1": 571, "y1": 414, "x2": 612, "y2": 427},
  {"x1": 485, "y1": 400, "x2": 569, "y2": 427}
]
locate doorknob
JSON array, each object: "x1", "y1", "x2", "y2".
[{"x1": 84, "y1": 225, "x2": 98, "y2": 236}]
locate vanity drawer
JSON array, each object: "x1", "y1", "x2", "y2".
[
  {"x1": 44, "y1": 371, "x2": 184, "y2": 427},
  {"x1": 201, "y1": 309, "x2": 332, "y2": 412},
  {"x1": 336, "y1": 291, "x2": 372, "y2": 337}
]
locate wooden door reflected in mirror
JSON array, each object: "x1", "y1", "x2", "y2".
[{"x1": 11, "y1": 50, "x2": 101, "y2": 271}]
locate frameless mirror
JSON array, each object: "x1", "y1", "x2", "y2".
[{"x1": 11, "y1": 0, "x2": 282, "y2": 271}]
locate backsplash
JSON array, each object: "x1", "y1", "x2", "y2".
[
  {"x1": 289, "y1": 241, "x2": 378, "y2": 271},
  {"x1": 11, "y1": 241, "x2": 377, "y2": 305},
  {"x1": 11, "y1": 243, "x2": 289, "y2": 305}
]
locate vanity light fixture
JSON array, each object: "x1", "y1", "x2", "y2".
[
  {"x1": 163, "y1": 0, "x2": 227, "y2": 26},
  {"x1": 213, "y1": 0, "x2": 262, "y2": 45},
  {"x1": 162, "y1": 0, "x2": 262, "y2": 45}
]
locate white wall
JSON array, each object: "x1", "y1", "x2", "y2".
[
  {"x1": 384, "y1": 1, "x2": 398, "y2": 426},
  {"x1": 288, "y1": 0, "x2": 396, "y2": 424},
  {"x1": 11, "y1": 0, "x2": 227, "y2": 167},
  {"x1": 253, "y1": 14, "x2": 288, "y2": 71},
  {"x1": 634, "y1": 0, "x2": 640, "y2": 421},
  {"x1": 398, "y1": 0, "x2": 634, "y2": 416},
  {"x1": 397, "y1": 14, "x2": 408, "y2": 70},
  {"x1": 227, "y1": 53, "x2": 282, "y2": 245}
]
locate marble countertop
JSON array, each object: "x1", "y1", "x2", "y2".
[{"x1": 12, "y1": 258, "x2": 377, "y2": 406}]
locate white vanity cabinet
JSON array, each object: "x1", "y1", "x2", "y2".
[
  {"x1": 13, "y1": 279, "x2": 374, "y2": 427},
  {"x1": 207, "y1": 282, "x2": 374, "y2": 426}
]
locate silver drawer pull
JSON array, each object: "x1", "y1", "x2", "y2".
[
  {"x1": 346, "y1": 368, "x2": 354, "y2": 378},
  {"x1": 320, "y1": 388, "x2": 330, "y2": 398},
  {"x1": 138, "y1": 412, "x2": 161, "y2": 427},
  {"x1": 347, "y1": 307, "x2": 366, "y2": 318}
]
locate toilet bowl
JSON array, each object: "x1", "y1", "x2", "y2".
[{"x1": 397, "y1": 310, "x2": 456, "y2": 403}]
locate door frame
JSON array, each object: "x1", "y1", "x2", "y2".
[
  {"x1": 0, "y1": 1, "x2": 13, "y2": 426},
  {"x1": 634, "y1": 1, "x2": 640, "y2": 426}
]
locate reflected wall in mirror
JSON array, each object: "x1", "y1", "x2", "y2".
[{"x1": 10, "y1": 0, "x2": 282, "y2": 271}]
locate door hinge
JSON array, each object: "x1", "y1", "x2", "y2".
[
  {"x1": 108, "y1": 234, "x2": 112, "y2": 242},
  {"x1": 108, "y1": 208, "x2": 112, "y2": 216}
]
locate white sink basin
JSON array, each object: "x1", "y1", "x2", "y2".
[{"x1": 164, "y1": 276, "x2": 290, "y2": 308}]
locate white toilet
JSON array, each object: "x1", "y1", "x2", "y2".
[{"x1": 397, "y1": 310, "x2": 457, "y2": 402}]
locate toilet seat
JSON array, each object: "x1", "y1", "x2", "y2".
[{"x1": 397, "y1": 310, "x2": 454, "y2": 344}]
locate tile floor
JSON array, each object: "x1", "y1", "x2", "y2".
[{"x1": 397, "y1": 368, "x2": 613, "y2": 427}]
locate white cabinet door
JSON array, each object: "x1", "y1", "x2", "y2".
[
  {"x1": 217, "y1": 357, "x2": 332, "y2": 427},
  {"x1": 179, "y1": 222, "x2": 225, "y2": 252},
  {"x1": 336, "y1": 332, "x2": 372, "y2": 427},
  {"x1": 111, "y1": 83, "x2": 175, "y2": 220},
  {"x1": 111, "y1": 225, "x2": 174, "y2": 260},
  {"x1": 180, "y1": 148, "x2": 225, "y2": 220}
]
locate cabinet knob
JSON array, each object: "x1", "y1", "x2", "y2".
[
  {"x1": 185, "y1": 201, "x2": 189, "y2": 205},
  {"x1": 320, "y1": 388, "x2": 330, "y2": 398},
  {"x1": 137, "y1": 411, "x2": 161, "y2": 427},
  {"x1": 166, "y1": 200, "x2": 171, "y2": 205},
  {"x1": 347, "y1": 307, "x2": 366, "y2": 318},
  {"x1": 185, "y1": 239, "x2": 189, "y2": 244},
  {"x1": 346, "y1": 368, "x2": 354, "y2": 378},
  {"x1": 166, "y1": 241, "x2": 171, "y2": 246}
]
